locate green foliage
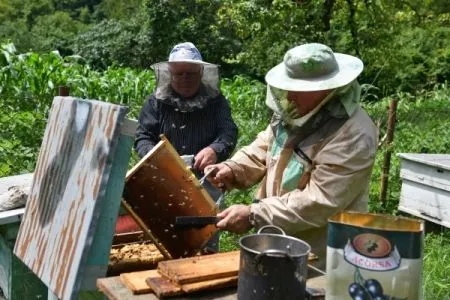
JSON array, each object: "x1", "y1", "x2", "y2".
[
  {"x1": 31, "y1": 11, "x2": 87, "y2": 55},
  {"x1": 0, "y1": 0, "x2": 95, "y2": 53},
  {"x1": 72, "y1": 19, "x2": 146, "y2": 68},
  {"x1": 423, "y1": 231, "x2": 450, "y2": 298},
  {"x1": 140, "y1": 0, "x2": 229, "y2": 65},
  {"x1": 215, "y1": 0, "x2": 324, "y2": 77},
  {"x1": 221, "y1": 75, "x2": 270, "y2": 147},
  {"x1": 1, "y1": 0, "x2": 448, "y2": 98},
  {"x1": 95, "y1": 0, "x2": 142, "y2": 20}
]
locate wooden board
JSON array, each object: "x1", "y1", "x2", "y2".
[
  {"x1": 120, "y1": 270, "x2": 159, "y2": 294},
  {"x1": 97, "y1": 277, "x2": 154, "y2": 300},
  {"x1": 399, "y1": 180, "x2": 450, "y2": 228},
  {"x1": 120, "y1": 268, "x2": 238, "y2": 296},
  {"x1": 145, "y1": 274, "x2": 238, "y2": 298},
  {"x1": 158, "y1": 251, "x2": 240, "y2": 284},
  {"x1": 146, "y1": 276, "x2": 183, "y2": 297},
  {"x1": 116, "y1": 251, "x2": 319, "y2": 295},
  {"x1": 398, "y1": 153, "x2": 450, "y2": 171},
  {"x1": 399, "y1": 154, "x2": 450, "y2": 192},
  {"x1": 98, "y1": 275, "x2": 326, "y2": 300},
  {"x1": 180, "y1": 276, "x2": 238, "y2": 293},
  {"x1": 13, "y1": 97, "x2": 128, "y2": 299},
  {"x1": 0, "y1": 208, "x2": 25, "y2": 226},
  {"x1": 399, "y1": 153, "x2": 450, "y2": 228},
  {"x1": 123, "y1": 136, "x2": 218, "y2": 259}
]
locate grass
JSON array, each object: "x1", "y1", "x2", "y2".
[{"x1": 423, "y1": 230, "x2": 450, "y2": 298}]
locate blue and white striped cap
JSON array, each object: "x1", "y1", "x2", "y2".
[
  {"x1": 169, "y1": 42, "x2": 202, "y2": 61},
  {"x1": 167, "y1": 42, "x2": 213, "y2": 65}
]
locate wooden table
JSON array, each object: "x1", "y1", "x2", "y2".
[{"x1": 97, "y1": 275, "x2": 326, "y2": 300}]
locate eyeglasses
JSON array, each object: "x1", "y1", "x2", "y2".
[{"x1": 171, "y1": 71, "x2": 201, "y2": 81}]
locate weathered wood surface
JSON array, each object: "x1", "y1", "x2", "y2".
[
  {"x1": 121, "y1": 270, "x2": 238, "y2": 296},
  {"x1": 98, "y1": 276, "x2": 238, "y2": 300},
  {"x1": 145, "y1": 276, "x2": 183, "y2": 297},
  {"x1": 122, "y1": 136, "x2": 218, "y2": 259},
  {"x1": 120, "y1": 250, "x2": 320, "y2": 295},
  {"x1": 399, "y1": 180, "x2": 450, "y2": 227},
  {"x1": 179, "y1": 276, "x2": 238, "y2": 294},
  {"x1": 146, "y1": 275, "x2": 239, "y2": 298},
  {"x1": 398, "y1": 153, "x2": 450, "y2": 228},
  {"x1": 13, "y1": 97, "x2": 128, "y2": 300},
  {"x1": 81, "y1": 132, "x2": 136, "y2": 291},
  {"x1": 399, "y1": 154, "x2": 450, "y2": 192},
  {"x1": 0, "y1": 208, "x2": 25, "y2": 226},
  {"x1": 158, "y1": 251, "x2": 240, "y2": 284},
  {"x1": 120, "y1": 269, "x2": 159, "y2": 294},
  {"x1": 398, "y1": 153, "x2": 450, "y2": 171},
  {"x1": 97, "y1": 277, "x2": 151, "y2": 300},
  {"x1": 98, "y1": 275, "x2": 326, "y2": 300}
]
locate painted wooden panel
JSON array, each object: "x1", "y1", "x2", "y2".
[
  {"x1": 398, "y1": 153, "x2": 450, "y2": 171},
  {"x1": 399, "y1": 156, "x2": 450, "y2": 192},
  {"x1": 399, "y1": 179, "x2": 450, "y2": 228},
  {"x1": 0, "y1": 208, "x2": 24, "y2": 226},
  {"x1": 80, "y1": 133, "x2": 135, "y2": 291},
  {"x1": 13, "y1": 97, "x2": 127, "y2": 300},
  {"x1": 398, "y1": 153, "x2": 450, "y2": 228}
]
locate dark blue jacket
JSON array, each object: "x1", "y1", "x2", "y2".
[{"x1": 135, "y1": 93, "x2": 238, "y2": 162}]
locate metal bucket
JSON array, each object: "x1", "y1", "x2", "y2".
[{"x1": 237, "y1": 225, "x2": 311, "y2": 300}]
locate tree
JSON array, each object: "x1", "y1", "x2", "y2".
[
  {"x1": 73, "y1": 19, "x2": 144, "y2": 68},
  {"x1": 140, "y1": 0, "x2": 228, "y2": 65}
]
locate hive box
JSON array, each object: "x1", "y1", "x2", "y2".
[{"x1": 398, "y1": 153, "x2": 450, "y2": 228}]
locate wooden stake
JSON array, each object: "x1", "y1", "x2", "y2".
[
  {"x1": 58, "y1": 86, "x2": 70, "y2": 96},
  {"x1": 379, "y1": 100, "x2": 397, "y2": 204}
]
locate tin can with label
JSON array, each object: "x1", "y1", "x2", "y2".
[{"x1": 326, "y1": 211, "x2": 424, "y2": 300}]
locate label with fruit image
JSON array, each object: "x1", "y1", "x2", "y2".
[
  {"x1": 348, "y1": 268, "x2": 403, "y2": 300},
  {"x1": 326, "y1": 212, "x2": 424, "y2": 300},
  {"x1": 344, "y1": 233, "x2": 401, "y2": 271}
]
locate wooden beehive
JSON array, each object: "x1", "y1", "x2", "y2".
[
  {"x1": 108, "y1": 232, "x2": 165, "y2": 276},
  {"x1": 398, "y1": 153, "x2": 450, "y2": 228}
]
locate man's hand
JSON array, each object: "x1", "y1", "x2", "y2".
[
  {"x1": 204, "y1": 163, "x2": 235, "y2": 190},
  {"x1": 216, "y1": 204, "x2": 252, "y2": 234},
  {"x1": 194, "y1": 147, "x2": 217, "y2": 171}
]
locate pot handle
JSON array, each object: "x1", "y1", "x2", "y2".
[
  {"x1": 257, "y1": 225, "x2": 286, "y2": 235},
  {"x1": 254, "y1": 249, "x2": 294, "y2": 263}
]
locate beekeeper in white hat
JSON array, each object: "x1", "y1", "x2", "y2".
[
  {"x1": 207, "y1": 43, "x2": 378, "y2": 270},
  {"x1": 121, "y1": 42, "x2": 238, "y2": 253}
]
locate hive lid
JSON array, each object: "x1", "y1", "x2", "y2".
[{"x1": 398, "y1": 153, "x2": 450, "y2": 171}]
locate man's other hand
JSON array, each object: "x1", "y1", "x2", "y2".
[{"x1": 194, "y1": 147, "x2": 217, "y2": 171}]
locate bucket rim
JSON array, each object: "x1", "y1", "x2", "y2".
[{"x1": 239, "y1": 232, "x2": 311, "y2": 258}]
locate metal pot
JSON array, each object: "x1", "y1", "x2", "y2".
[{"x1": 237, "y1": 225, "x2": 311, "y2": 300}]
